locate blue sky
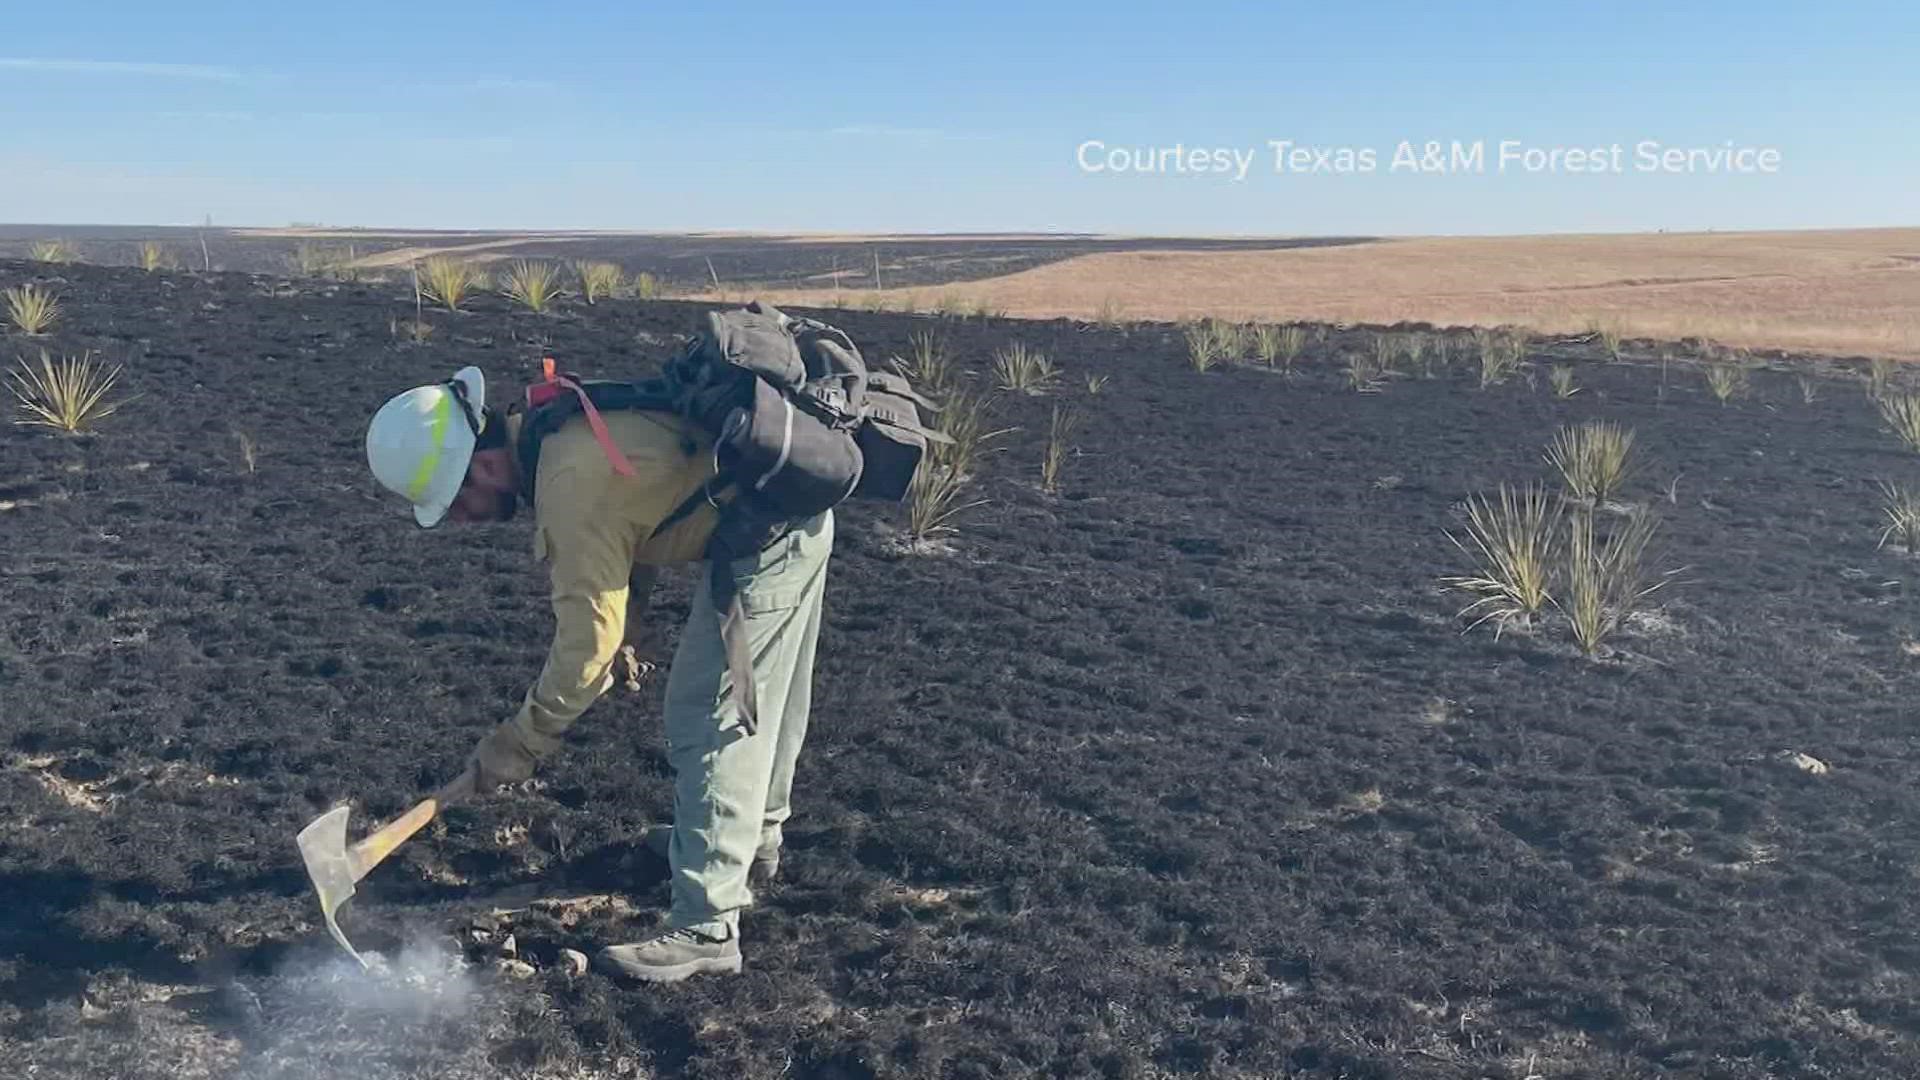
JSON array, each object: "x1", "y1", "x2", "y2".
[{"x1": 3, "y1": 2, "x2": 1915, "y2": 235}]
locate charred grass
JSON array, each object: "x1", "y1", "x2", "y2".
[{"x1": 3, "y1": 260, "x2": 1920, "y2": 1078}]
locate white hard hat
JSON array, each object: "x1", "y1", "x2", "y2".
[{"x1": 365, "y1": 366, "x2": 487, "y2": 527}]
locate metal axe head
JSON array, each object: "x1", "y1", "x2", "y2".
[{"x1": 295, "y1": 805, "x2": 369, "y2": 969}]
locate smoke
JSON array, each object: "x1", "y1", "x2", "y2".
[{"x1": 233, "y1": 930, "x2": 507, "y2": 1080}]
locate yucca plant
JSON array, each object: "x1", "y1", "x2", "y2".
[
  {"x1": 138, "y1": 241, "x2": 175, "y2": 272},
  {"x1": 1869, "y1": 357, "x2": 1898, "y2": 400},
  {"x1": 1252, "y1": 324, "x2": 1282, "y2": 368},
  {"x1": 576, "y1": 261, "x2": 624, "y2": 304},
  {"x1": 933, "y1": 386, "x2": 1014, "y2": 479},
  {"x1": 1876, "y1": 393, "x2": 1920, "y2": 453},
  {"x1": 1878, "y1": 480, "x2": 1920, "y2": 554},
  {"x1": 1442, "y1": 482, "x2": 1565, "y2": 635},
  {"x1": 1546, "y1": 420, "x2": 1636, "y2": 504},
  {"x1": 1798, "y1": 375, "x2": 1819, "y2": 404},
  {"x1": 1209, "y1": 319, "x2": 1249, "y2": 361},
  {"x1": 499, "y1": 260, "x2": 563, "y2": 312},
  {"x1": 1085, "y1": 373, "x2": 1109, "y2": 395},
  {"x1": 5, "y1": 284, "x2": 59, "y2": 335},
  {"x1": 632, "y1": 271, "x2": 661, "y2": 301},
  {"x1": 1372, "y1": 332, "x2": 1399, "y2": 375},
  {"x1": 28, "y1": 240, "x2": 76, "y2": 263},
  {"x1": 1345, "y1": 348, "x2": 1383, "y2": 392},
  {"x1": 1704, "y1": 361, "x2": 1748, "y2": 405},
  {"x1": 1183, "y1": 321, "x2": 1220, "y2": 372},
  {"x1": 1549, "y1": 364, "x2": 1579, "y2": 399},
  {"x1": 1278, "y1": 324, "x2": 1307, "y2": 370},
  {"x1": 1559, "y1": 507, "x2": 1671, "y2": 657},
  {"x1": 1040, "y1": 405, "x2": 1079, "y2": 494},
  {"x1": 904, "y1": 458, "x2": 986, "y2": 541},
  {"x1": 890, "y1": 330, "x2": 955, "y2": 397},
  {"x1": 1476, "y1": 329, "x2": 1525, "y2": 387},
  {"x1": 417, "y1": 256, "x2": 482, "y2": 311},
  {"x1": 9, "y1": 350, "x2": 128, "y2": 433},
  {"x1": 1094, "y1": 297, "x2": 1124, "y2": 327},
  {"x1": 1404, "y1": 332, "x2": 1430, "y2": 376},
  {"x1": 1590, "y1": 319, "x2": 1624, "y2": 362},
  {"x1": 993, "y1": 342, "x2": 1059, "y2": 394}
]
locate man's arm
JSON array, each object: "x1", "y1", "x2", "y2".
[{"x1": 472, "y1": 489, "x2": 638, "y2": 783}]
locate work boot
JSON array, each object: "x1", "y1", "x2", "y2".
[
  {"x1": 642, "y1": 824, "x2": 780, "y2": 884},
  {"x1": 598, "y1": 926, "x2": 741, "y2": 983}
]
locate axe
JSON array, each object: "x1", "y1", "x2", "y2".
[{"x1": 295, "y1": 772, "x2": 470, "y2": 968}]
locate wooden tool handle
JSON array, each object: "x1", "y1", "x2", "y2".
[{"x1": 345, "y1": 796, "x2": 442, "y2": 881}]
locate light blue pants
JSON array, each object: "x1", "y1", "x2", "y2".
[{"x1": 662, "y1": 510, "x2": 832, "y2": 937}]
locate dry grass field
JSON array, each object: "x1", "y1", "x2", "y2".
[{"x1": 756, "y1": 228, "x2": 1920, "y2": 360}]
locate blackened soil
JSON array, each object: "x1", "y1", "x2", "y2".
[
  {"x1": 4, "y1": 259, "x2": 1920, "y2": 1078},
  {"x1": 0, "y1": 226, "x2": 1371, "y2": 292}
]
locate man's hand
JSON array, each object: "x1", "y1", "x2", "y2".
[
  {"x1": 618, "y1": 642, "x2": 660, "y2": 692},
  {"x1": 443, "y1": 721, "x2": 539, "y2": 800}
]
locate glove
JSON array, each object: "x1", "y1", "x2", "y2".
[
  {"x1": 618, "y1": 643, "x2": 659, "y2": 692},
  {"x1": 450, "y1": 720, "x2": 539, "y2": 798}
]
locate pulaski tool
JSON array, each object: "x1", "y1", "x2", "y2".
[{"x1": 295, "y1": 776, "x2": 466, "y2": 968}]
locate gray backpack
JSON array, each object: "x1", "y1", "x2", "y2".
[{"x1": 517, "y1": 302, "x2": 946, "y2": 733}]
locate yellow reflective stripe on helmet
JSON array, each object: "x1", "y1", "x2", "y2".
[{"x1": 406, "y1": 393, "x2": 453, "y2": 501}]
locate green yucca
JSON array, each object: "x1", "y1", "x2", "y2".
[
  {"x1": 1372, "y1": 331, "x2": 1399, "y2": 374},
  {"x1": 932, "y1": 386, "x2": 1014, "y2": 479},
  {"x1": 1876, "y1": 393, "x2": 1920, "y2": 453},
  {"x1": 633, "y1": 271, "x2": 661, "y2": 300},
  {"x1": 28, "y1": 240, "x2": 76, "y2": 263},
  {"x1": 1404, "y1": 332, "x2": 1430, "y2": 375},
  {"x1": 1558, "y1": 507, "x2": 1671, "y2": 657},
  {"x1": 904, "y1": 457, "x2": 986, "y2": 541},
  {"x1": 1545, "y1": 420, "x2": 1636, "y2": 504},
  {"x1": 1869, "y1": 357, "x2": 1898, "y2": 399},
  {"x1": 138, "y1": 241, "x2": 175, "y2": 272},
  {"x1": 417, "y1": 256, "x2": 482, "y2": 311},
  {"x1": 890, "y1": 330, "x2": 955, "y2": 397},
  {"x1": 1549, "y1": 364, "x2": 1579, "y2": 399},
  {"x1": 1590, "y1": 318, "x2": 1624, "y2": 362},
  {"x1": 1183, "y1": 321, "x2": 1220, "y2": 372},
  {"x1": 992, "y1": 342, "x2": 1059, "y2": 394},
  {"x1": 1208, "y1": 318, "x2": 1248, "y2": 361},
  {"x1": 576, "y1": 261, "x2": 624, "y2": 304},
  {"x1": 5, "y1": 284, "x2": 59, "y2": 335},
  {"x1": 1704, "y1": 361, "x2": 1749, "y2": 404},
  {"x1": 1094, "y1": 297, "x2": 1124, "y2": 326},
  {"x1": 1040, "y1": 404, "x2": 1080, "y2": 494},
  {"x1": 1443, "y1": 482, "x2": 1565, "y2": 635},
  {"x1": 9, "y1": 350, "x2": 128, "y2": 433},
  {"x1": 500, "y1": 260, "x2": 563, "y2": 312},
  {"x1": 1878, "y1": 480, "x2": 1920, "y2": 554},
  {"x1": 1476, "y1": 329, "x2": 1525, "y2": 387},
  {"x1": 1345, "y1": 348, "x2": 1383, "y2": 392},
  {"x1": 1278, "y1": 324, "x2": 1307, "y2": 370},
  {"x1": 1252, "y1": 324, "x2": 1282, "y2": 367},
  {"x1": 1085, "y1": 373, "x2": 1109, "y2": 395}
]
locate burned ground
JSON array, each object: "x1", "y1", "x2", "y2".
[
  {"x1": 0, "y1": 226, "x2": 1367, "y2": 293},
  {"x1": 4, "y1": 258, "x2": 1920, "y2": 1078}
]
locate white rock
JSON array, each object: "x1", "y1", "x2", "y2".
[
  {"x1": 496, "y1": 958, "x2": 536, "y2": 979},
  {"x1": 560, "y1": 948, "x2": 590, "y2": 977},
  {"x1": 1781, "y1": 751, "x2": 1830, "y2": 775}
]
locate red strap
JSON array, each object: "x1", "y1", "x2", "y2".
[{"x1": 554, "y1": 374, "x2": 639, "y2": 479}]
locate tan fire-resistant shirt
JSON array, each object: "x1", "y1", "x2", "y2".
[{"x1": 503, "y1": 409, "x2": 723, "y2": 759}]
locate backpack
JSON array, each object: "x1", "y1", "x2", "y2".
[{"x1": 514, "y1": 301, "x2": 946, "y2": 733}]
